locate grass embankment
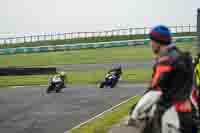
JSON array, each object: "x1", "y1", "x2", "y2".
[
  {"x1": 0, "y1": 42, "x2": 194, "y2": 87},
  {"x1": 69, "y1": 96, "x2": 141, "y2": 133},
  {"x1": 0, "y1": 42, "x2": 195, "y2": 67},
  {"x1": 0, "y1": 42, "x2": 195, "y2": 87},
  {"x1": 0, "y1": 46, "x2": 154, "y2": 67},
  {"x1": 1, "y1": 32, "x2": 196, "y2": 49},
  {"x1": 0, "y1": 68, "x2": 152, "y2": 87}
]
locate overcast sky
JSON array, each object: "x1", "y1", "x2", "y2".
[{"x1": 1, "y1": 0, "x2": 200, "y2": 35}]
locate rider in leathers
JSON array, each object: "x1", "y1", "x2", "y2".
[
  {"x1": 193, "y1": 52, "x2": 200, "y2": 114},
  {"x1": 146, "y1": 25, "x2": 197, "y2": 133},
  {"x1": 107, "y1": 66, "x2": 122, "y2": 79}
]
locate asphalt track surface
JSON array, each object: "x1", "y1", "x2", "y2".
[
  {"x1": 55, "y1": 61, "x2": 153, "y2": 71},
  {"x1": 0, "y1": 83, "x2": 147, "y2": 133},
  {"x1": 0, "y1": 61, "x2": 152, "y2": 133}
]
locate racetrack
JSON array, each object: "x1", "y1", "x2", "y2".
[
  {"x1": 49, "y1": 61, "x2": 153, "y2": 71},
  {"x1": 0, "y1": 83, "x2": 147, "y2": 133},
  {"x1": 0, "y1": 42, "x2": 194, "y2": 133}
]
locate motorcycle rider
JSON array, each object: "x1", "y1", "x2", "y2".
[
  {"x1": 193, "y1": 53, "x2": 200, "y2": 67},
  {"x1": 47, "y1": 71, "x2": 67, "y2": 93},
  {"x1": 100, "y1": 65, "x2": 122, "y2": 88},
  {"x1": 107, "y1": 65, "x2": 122, "y2": 79},
  {"x1": 193, "y1": 52, "x2": 200, "y2": 115},
  {"x1": 129, "y1": 25, "x2": 197, "y2": 133},
  {"x1": 194, "y1": 52, "x2": 200, "y2": 89}
]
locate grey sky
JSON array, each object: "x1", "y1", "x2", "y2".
[{"x1": 1, "y1": 0, "x2": 200, "y2": 35}]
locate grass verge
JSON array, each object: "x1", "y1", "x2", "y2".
[
  {"x1": 68, "y1": 95, "x2": 141, "y2": 133},
  {"x1": 0, "y1": 42, "x2": 195, "y2": 67},
  {"x1": 0, "y1": 68, "x2": 152, "y2": 87}
]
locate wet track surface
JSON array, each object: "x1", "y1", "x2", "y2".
[{"x1": 0, "y1": 83, "x2": 146, "y2": 133}]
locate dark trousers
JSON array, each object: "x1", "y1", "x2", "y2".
[{"x1": 178, "y1": 112, "x2": 198, "y2": 133}]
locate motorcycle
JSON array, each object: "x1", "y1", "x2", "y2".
[
  {"x1": 46, "y1": 76, "x2": 65, "y2": 93},
  {"x1": 99, "y1": 72, "x2": 119, "y2": 88},
  {"x1": 127, "y1": 90, "x2": 192, "y2": 133}
]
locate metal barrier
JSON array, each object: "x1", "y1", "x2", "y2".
[
  {"x1": 0, "y1": 36, "x2": 196, "y2": 55},
  {"x1": 0, "y1": 25, "x2": 196, "y2": 45}
]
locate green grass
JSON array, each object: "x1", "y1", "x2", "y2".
[
  {"x1": 0, "y1": 42, "x2": 195, "y2": 67},
  {"x1": 1, "y1": 32, "x2": 196, "y2": 48},
  {"x1": 0, "y1": 68, "x2": 152, "y2": 87},
  {"x1": 0, "y1": 42, "x2": 195, "y2": 87},
  {"x1": 0, "y1": 46, "x2": 152, "y2": 67},
  {"x1": 69, "y1": 96, "x2": 141, "y2": 133}
]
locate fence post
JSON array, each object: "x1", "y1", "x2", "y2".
[
  {"x1": 58, "y1": 33, "x2": 60, "y2": 40},
  {"x1": 64, "y1": 33, "x2": 66, "y2": 40},
  {"x1": 189, "y1": 24, "x2": 191, "y2": 33},
  {"x1": 129, "y1": 28, "x2": 133, "y2": 35},
  {"x1": 92, "y1": 32, "x2": 95, "y2": 39},
  {"x1": 175, "y1": 25, "x2": 178, "y2": 33},
  {"x1": 4, "y1": 39, "x2": 6, "y2": 45},
  {"x1": 128, "y1": 28, "x2": 131, "y2": 39},
  {"x1": 24, "y1": 36, "x2": 26, "y2": 43},
  {"x1": 70, "y1": 32, "x2": 73, "y2": 40},
  {"x1": 37, "y1": 35, "x2": 40, "y2": 42},
  {"x1": 9, "y1": 39, "x2": 13, "y2": 44},
  {"x1": 51, "y1": 34, "x2": 53, "y2": 40},
  {"x1": 84, "y1": 32, "x2": 87, "y2": 40},
  {"x1": 181, "y1": 25, "x2": 184, "y2": 33},
  {"x1": 44, "y1": 35, "x2": 46, "y2": 40},
  {"x1": 30, "y1": 36, "x2": 33, "y2": 42}
]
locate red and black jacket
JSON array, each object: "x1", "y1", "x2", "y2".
[{"x1": 150, "y1": 47, "x2": 193, "y2": 106}]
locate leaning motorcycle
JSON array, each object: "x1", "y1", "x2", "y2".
[
  {"x1": 99, "y1": 72, "x2": 119, "y2": 88},
  {"x1": 46, "y1": 76, "x2": 64, "y2": 93}
]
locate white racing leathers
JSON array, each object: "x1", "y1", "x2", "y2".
[{"x1": 130, "y1": 90, "x2": 162, "y2": 120}]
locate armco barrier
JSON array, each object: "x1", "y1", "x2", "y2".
[
  {"x1": 0, "y1": 36, "x2": 196, "y2": 55},
  {"x1": 0, "y1": 67, "x2": 57, "y2": 76}
]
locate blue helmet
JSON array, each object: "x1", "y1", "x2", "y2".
[{"x1": 149, "y1": 25, "x2": 172, "y2": 45}]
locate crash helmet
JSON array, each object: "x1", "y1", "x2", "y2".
[
  {"x1": 59, "y1": 71, "x2": 66, "y2": 79},
  {"x1": 112, "y1": 65, "x2": 122, "y2": 73},
  {"x1": 149, "y1": 25, "x2": 172, "y2": 45}
]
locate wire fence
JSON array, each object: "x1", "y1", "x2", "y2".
[{"x1": 0, "y1": 25, "x2": 197, "y2": 45}]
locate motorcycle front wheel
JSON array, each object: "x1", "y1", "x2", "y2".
[
  {"x1": 46, "y1": 86, "x2": 53, "y2": 93},
  {"x1": 99, "y1": 82, "x2": 105, "y2": 88}
]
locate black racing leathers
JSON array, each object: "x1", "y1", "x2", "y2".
[
  {"x1": 150, "y1": 46, "x2": 197, "y2": 133},
  {"x1": 151, "y1": 46, "x2": 193, "y2": 105}
]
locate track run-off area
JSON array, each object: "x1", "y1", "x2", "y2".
[{"x1": 0, "y1": 83, "x2": 147, "y2": 133}]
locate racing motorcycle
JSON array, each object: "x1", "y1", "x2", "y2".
[
  {"x1": 99, "y1": 72, "x2": 119, "y2": 88},
  {"x1": 46, "y1": 76, "x2": 65, "y2": 93},
  {"x1": 127, "y1": 90, "x2": 198, "y2": 133}
]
